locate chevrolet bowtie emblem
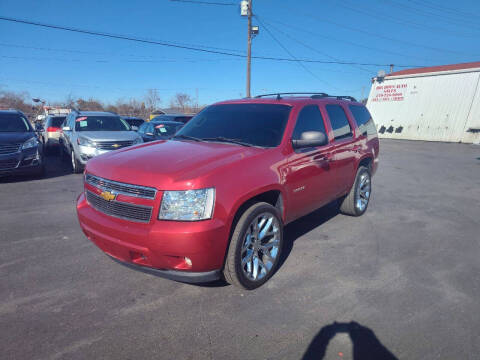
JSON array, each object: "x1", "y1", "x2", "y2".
[
  {"x1": 112, "y1": 144, "x2": 120, "y2": 148},
  {"x1": 100, "y1": 190, "x2": 116, "y2": 201}
]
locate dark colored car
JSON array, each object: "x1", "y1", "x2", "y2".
[
  {"x1": 121, "y1": 117, "x2": 145, "y2": 131},
  {"x1": 41, "y1": 115, "x2": 67, "y2": 153},
  {"x1": 0, "y1": 110, "x2": 45, "y2": 177},
  {"x1": 77, "y1": 93, "x2": 379, "y2": 289},
  {"x1": 151, "y1": 114, "x2": 193, "y2": 124},
  {"x1": 138, "y1": 120, "x2": 183, "y2": 142}
]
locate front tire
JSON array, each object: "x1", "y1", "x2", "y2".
[
  {"x1": 339, "y1": 165, "x2": 372, "y2": 216},
  {"x1": 223, "y1": 202, "x2": 283, "y2": 290},
  {"x1": 71, "y1": 150, "x2": 83, "y2": 174}
]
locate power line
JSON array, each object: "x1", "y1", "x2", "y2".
[
  {"x1": 254, "y1": 16, "x2": 337, "y2": 89},
  {"x1": 263, "y1": 18, "x2": 433, "y2": 62},
  {"x1": 407, "y1": 0, "x2": 480, "y2": 19},
  {"x1": 0, "y1": 16, "x2": 427, "y2": 68},
  {"x1": 279, "y1": 5, "x2": 479, "y2": 57},
  {"x1": 328, "y1": 0, "x2": 480, "y2": 38},
  {"x1": 169, "y1": 0, "x2": 235, "y2": 5},
  {"x1": 379, "y1": 0, "x2": 480, "y2": 30}
]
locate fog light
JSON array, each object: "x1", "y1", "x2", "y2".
[{"x1": 184, "y1": 257, "x2": 192, "y2": 266}]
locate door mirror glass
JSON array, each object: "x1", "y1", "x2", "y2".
[
  {"x1": 291, "y1": 131, "x2": 328, "y2": 149},
  {"x1": 145, "y1": 132, "x2": 154, "y2": 136},
  {"x1": 62, "y1": 126, "x2": 71, "y2": 131}
]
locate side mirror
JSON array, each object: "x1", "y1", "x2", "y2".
[
  {"x1": 62, "y1": 126, "x2": 71, "y2": 131},
  {"x1": 291, "y1": 131, "x2": 328, "y2": 149}
]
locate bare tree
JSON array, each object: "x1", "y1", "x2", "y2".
[
  {"x1": 170, "y1": 93, "x2": 192, "y2": 113},
  {"x1": 64, "y1": 92, "x2": 75, "y2": 108},
  {"x1": 145, "y1": 89, "x2": 161, "y2": 112}
]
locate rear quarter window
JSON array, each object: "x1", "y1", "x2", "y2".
[{"x1": 349, "y1": 105, "x2": 377, "y2": 136}]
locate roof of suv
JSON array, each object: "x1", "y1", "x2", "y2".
[
  {"x1": 216, "y1": 93, "x2": 362, "y2": 107},
  {"x1": 0, "y1": 109, "x2": 26, "y2": 115},
  {"x1": 72, "y1": 111, "x2": 118, "y2": 117}
]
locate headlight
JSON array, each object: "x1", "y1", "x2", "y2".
[
  {"x1": 77, "y1": 137, "x2": 96, "y2": 148},
  {"x1": 133, "y1": 137, "x2": 143, "y2": 145},
  {"x1": 159, "y1": 188, "x2": 215, "y2": 221},
  {"x1": 22, "y1": 137, "x2": 38, "y2": 150}
]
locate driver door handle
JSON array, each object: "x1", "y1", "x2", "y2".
[{"x1": 314, "y1": 153, "x2": 333, "y2": 162}]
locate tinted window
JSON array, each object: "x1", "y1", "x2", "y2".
[
  {"x1": 154, "y1": 123, "x2": 182, "y2": 138},
  {"x1": 74, "y1": 116, "x2": 130, "y2": 132},
  {"x1": 125, "y1": 119, "x2": 144, "y2": 127},
  {"x1": 138, "y1": 122, "x2": 147, "y2": 134},
  {"x1": 47, "y1": 116, "x2": 66, "y2": 128},
  {"x1": 292, "y1": 105, "x2": 327, "y2": 140},
  {"x1": 326, "y1": 105, "x2": 352, "y2": 140},
  {"x1": 174, "y1": 116, "x2": 192, "y2": 124},
  {"x1": 177, "y1": 104, "x2": 291, "y2": 148},
  {"x1": 0, "y1": 113, "x2": 31, "y2": 132},
  {"x1": 349, "y1": 105, "x2": 377, "y2": 136}
]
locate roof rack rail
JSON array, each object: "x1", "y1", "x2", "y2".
[
  {"x1": 255, "y1": 92, "x2": 329, "y2": 100},
  {"x1": 254, "y1": 92, "x2": 357, "y2": 101},
  {"x1": 335, "y1": 95, "x2": 357, "y2": 102}
]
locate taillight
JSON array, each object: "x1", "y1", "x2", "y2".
[{"x1": 47, "y1": 127, "x2": 61, "y2": 132}]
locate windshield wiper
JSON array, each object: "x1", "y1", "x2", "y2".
[
  {"x1": 201, "y1": 137, "x2": 253, "y2": 147},
  {"x1": 173, "y1": 134, "x2": 203, "y2": 142}
]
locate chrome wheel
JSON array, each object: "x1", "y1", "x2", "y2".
[
  {"x1": 241, "y1": 212, "x2": 280, "y2": 281},
  {"x1": 355, "y1": 172, "x2": 371, "y2": 212}
]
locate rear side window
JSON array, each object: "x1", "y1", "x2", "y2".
[
  {"x1": 326, "y1": 105, "x2": 352, "y2": 140},
  {"x1": 292, "y1": 105, "x2": 327, "y2": 140},
  {"x1": 349, "y1": 105, "x2": 377, "y2": 136},
  {"x1": 49, "y1": 116, "x2": 66, "y2": 128}
]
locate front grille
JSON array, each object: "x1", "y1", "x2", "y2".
[
  {"x1": 0, "y1": 158, "x2": 19, "y2": 170},
  {"x1": 96, "y1": 140, "x2": 133, "y2": 150},
  {"x1": 0, "y1": 143, "x2": 21, "y2": 155},
  {"x1": 86, "y1": 191, "x2": 153, "y2": 223},
  {"x1": 85, "y1": 174, "x2": 157, "y2": 199}
]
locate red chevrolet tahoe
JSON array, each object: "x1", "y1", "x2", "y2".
[{"x1": 77, "y1": 93, "x2": 379, "y2": 289}]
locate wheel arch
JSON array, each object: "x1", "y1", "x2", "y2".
[{"x1": 221, "y1": 186, "x2": 286, "y2": 269}]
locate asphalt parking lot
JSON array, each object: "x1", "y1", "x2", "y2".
[{"x1": 1, "y1": 139, "x2": 479, "y2": 360}]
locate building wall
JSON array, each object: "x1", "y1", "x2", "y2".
[{"x1": 366, "y1": 70, "x2": 480, "y2": 143}]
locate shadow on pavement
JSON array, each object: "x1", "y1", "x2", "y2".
[
  {"x1": 278, "y1": 200, "x2": 340, "y2": 271},
  {"x1": 0, "y1": 150, "x2": 73, "y2": 183},
  {"x1": 303, "y1": 321, "x2": 398, "y2": 360}
]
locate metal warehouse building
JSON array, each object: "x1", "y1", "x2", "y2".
[{"x1": 366, "y1": 61, "x2": 480, "y2": 144}]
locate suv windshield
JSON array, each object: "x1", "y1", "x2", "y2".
[
  {"x1": 75, "y1": 116, "x2": 130, "y2": 131},
  {"x1": 0, "y1": 113, "x2": 32, "y2": 132},
  {"x1": 175, "y1": 104, "x2": 291, "y2": 147}
]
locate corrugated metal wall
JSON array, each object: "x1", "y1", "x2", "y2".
[{"x1": 366, "y1": 70, "x2": 480, "y2": 143}]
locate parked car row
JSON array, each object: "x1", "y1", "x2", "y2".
[
  {"x1": 0, "y1": 109, "x2": 190, "y2": 177},
  {"x1": 0, "y1": 109, "x2": 45, "y2": 177}
]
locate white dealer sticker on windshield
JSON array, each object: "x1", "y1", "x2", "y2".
[
  {"x1": 79, "y1": 121, "x2": 88, "y2": 127},
  {"x1": 159, "y1": 127, "x2": 167, "y2": 133}
]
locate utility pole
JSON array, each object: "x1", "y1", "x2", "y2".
[{"x1": 246, "y1": 0, "x2": 252, "y2": 98}]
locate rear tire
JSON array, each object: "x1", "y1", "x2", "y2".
[
  {"x1": 339, "y1": 166, "x2": 371, "y2": 216},
  {"x1": 223, "y1": 202, "x2": 283, "y2": 290}
]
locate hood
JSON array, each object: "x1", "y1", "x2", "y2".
[
  {"x1": 86, "y1": 140, "x2": 264, "y2": 189},
  {"x1": 0, "y1": 132, "x2": 37, "y2": 144},
  {"x1": 77, "y1": 131, "x2": 139, "y2": 142}
]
